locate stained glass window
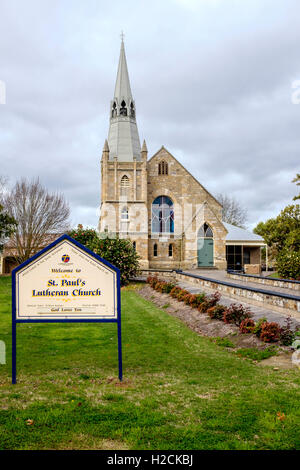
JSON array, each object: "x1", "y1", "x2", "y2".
[{"x1": 152, "y1": 196, "x2": 174, "y2": 233}]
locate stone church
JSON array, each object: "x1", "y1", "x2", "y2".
[{"x1": 98, "y1": 40, "x2": 264, "y2": 271}]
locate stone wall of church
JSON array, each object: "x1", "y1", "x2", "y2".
[
  {"x1": 99, "y1": 146, "x2": 227, "y2": 270},
  {"x1": 99, "y1": 152, "x2": 149, "y2": 268},
  {"x1": 146, "y1": 148, "x2": 227, "y2": 269}
]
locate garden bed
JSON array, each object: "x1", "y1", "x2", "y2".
[{"x1": 138, "y1": 281, "x2": 299, "y2": 368}]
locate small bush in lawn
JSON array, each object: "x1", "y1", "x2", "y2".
[
  {"x1": 223, "y1": 303, "x2": 252, "y2": 326},
  {"x1": 236, "y1": 347, "x2": 277, "y2": 361},
  {"x1": 260, "y1": 322, "x2": 281, "y2": 343},
  {"x1": 207, "y1": 304, "x2": 227, "y2": 320},
  {"x1": 280, "y1": 316, "x2": 298, "y2": 346},
  {"x1": 253, "y1": 317, "x2": 268, "y2": 337},
  {"x1": 239, "y1": 318, "x2": 256, "y2": 334},
  {"x1": 198, "y1": 292, "x2": 220, "y2": 313},
  {"x1": 213, "y1": 337, "x2": 235, "y2": 348}
]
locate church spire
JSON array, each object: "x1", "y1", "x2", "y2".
[
  {"x1": 107, "y1": 37, "x2": 141, "y2": 161},
  {"x1": 114, "y1": 37, "x2": 133, "y2": 102}
]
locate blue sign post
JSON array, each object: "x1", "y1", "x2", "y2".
[{"x1": 12, "y1": 234, "x2": 122, "y2": 384}]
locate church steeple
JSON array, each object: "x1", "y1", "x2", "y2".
[{"x1": 107, "y1": 37, "x2": 141, "y2": 161}]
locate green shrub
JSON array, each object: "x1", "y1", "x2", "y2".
[
  {"x1": 68, "y1": 226, "x2": 140, "y2": 286},
  {"x1": 162, "y1": 282, "x2": 176, "y2": 294},
  {"x1": 213, "y1": 337, "x2": 235, "y2": 348},
  {"x1": 68, "y1": 225, "x2": 98, "y2": 246},
  {"x1": 276, "y1": 248, "x2": 300, "y2": 280}
]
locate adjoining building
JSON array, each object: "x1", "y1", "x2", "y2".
[{"x1": 98, "y1": 39, "x2": 265, "y2": 271}]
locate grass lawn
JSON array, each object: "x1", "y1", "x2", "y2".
[
  {"x1": 267, "y1": 272, "x2": 280, "y2": 279},
  {"x1": 0, "y1": 276, "x2": 299, "y2": 450}
]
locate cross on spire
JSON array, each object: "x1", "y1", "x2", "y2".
[{"x1": 120, "y1": 30, "x2": 125, "y2": 42}]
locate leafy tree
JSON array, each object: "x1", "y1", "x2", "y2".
[
  {"x1": 217, "y1": 193, "x2": 247, "y2": 228},
  {"x1": 254, "y1": 204, "x2": 300, "y2": 253},
  {"x1": 254, "y1": 200, "x2": 300, "y2": 278},
  {"x1": 276, "y1": 248, "x2": 300, "y2": 280},
  {"x1": 68, "y1": 225, "x2": 140, "y2": 285}
]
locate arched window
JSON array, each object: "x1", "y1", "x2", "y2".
[
  {"x1": 153, "y1": 243, "x2": 158, "y2": 257},
  {"x1": 152, "y1": 196, "x2": 174, "y2": 233},
  {"x1": 132, "y1": 241, "x2": 136, "y2": 251},
  {"x1": 121, "y1": 207, "x2": 128, "y2": 220},
  {"x1": 198, "y1": 223, "x2": 213, "y2": 238},
  {"x1": 168, "y1": 244, "x2": 173, "y2": 257},
  {"x1": 120, "y1": 100, "x2": 127, "y2": 116},
  {"x1": 158, "y1": 161, "x2": 168, "y2": 175},
  {"x1": 111, "y1": 101, "x2": 117, "y2": 118},
  {"x1": 120, "y1": 175, "x2": 130, "y2": 197},
  {"x1": 130, "y1": 102, "x2": 135, "y2": 118}
]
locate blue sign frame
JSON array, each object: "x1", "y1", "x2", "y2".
[{"x1": 11, "y1": 234, "x2": 122, "y2": 384}]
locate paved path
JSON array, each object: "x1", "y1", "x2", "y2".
[
  {"x1": 177, "y1": 279, "x2": 300, "y2": 328},
  {"x1": 185, "y1": 269, "x2": 300, "y2": 296}
]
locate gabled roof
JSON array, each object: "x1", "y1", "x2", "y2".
[
  {"x1": 148, "y1": 146, "x2": 222, "y2": 208},
  {"x1": 224, "y1": 222, "x2": 264, "y2": 242}
]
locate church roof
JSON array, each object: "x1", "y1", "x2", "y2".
[{"x1": 224, "y1": 222, "x2": 264, "y2": 243}]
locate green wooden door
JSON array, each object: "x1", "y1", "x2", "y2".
[{"x1": 197, "y1": 238, "x2": 214, "y2": 267}]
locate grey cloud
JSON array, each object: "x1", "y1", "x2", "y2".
[{"x1": 0, "y1": 0, "x2": 299, "y2": 230}]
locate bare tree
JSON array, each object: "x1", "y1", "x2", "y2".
[
  {"x1": 217, "y1": 193, "x2": 247, "y2": 228},
  {"x1": 3, "y1": 178, "x2": 70, "y2": 262}
]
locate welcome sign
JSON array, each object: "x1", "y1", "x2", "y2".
[
  {"x1": 15, "y1": 238, "x2": 118, "y2": 320},
  {"x1": 12, "y1": 235, "x2": 122, "y2": 383}
]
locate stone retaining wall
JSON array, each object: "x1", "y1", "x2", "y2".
[
  {"x1": 227, "y1": 272, "x2": 300, "y2": 291},
  {"x1": 176, "y1": 272, "x2": 300, "y2": 318}
]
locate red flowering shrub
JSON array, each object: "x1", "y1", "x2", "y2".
[
  {"x1": 198, "y1": 292, "x2": 221, "y2": 313},
  {"x1": 170, "y1": 287, "x2": 182, "y2": 298},
  {"x1": 260, "y1": 322, "x2": 281, "y2": 342},
  {"x1": 223, "y1": 303, "x2": 252, "y2": 326},
  {"x1": 184, "y1": 293, "x2": 205, "y2": 308},
  {"x1": 176, "y1": 289, "x2": 190, "y2": 302},
  {"x1": 279, "y1": 316, "x2": 298, "y2": 346},
  {"x1": 147, "y1": 276, "x2": 159, "y2": 289},
  {"x1": 207, "y1": 304, "x2": 227, "y2": 320},
  {"x1": 239, "y1": 318, "x2": 256, "y2": 334}
]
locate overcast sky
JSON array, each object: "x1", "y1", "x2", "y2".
[{"x1": 0, "y1": 0, "x2": 299, "y2": 230}]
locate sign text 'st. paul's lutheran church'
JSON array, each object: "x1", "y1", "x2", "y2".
[{"x1": 98, "y1": 40, "x2": 263, "y2": 271}]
